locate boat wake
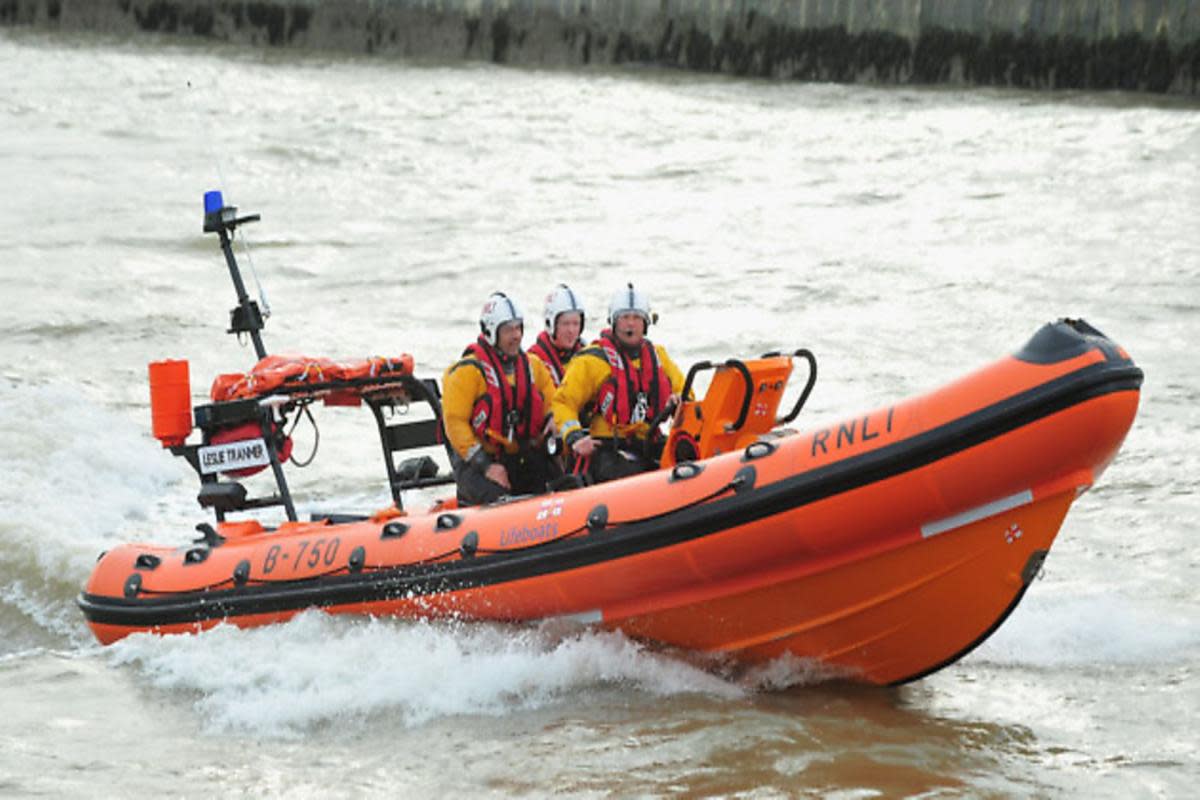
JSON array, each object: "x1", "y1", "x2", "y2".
[{"x1": 105, "y1": 612, "x2": 749, "y2": 737}]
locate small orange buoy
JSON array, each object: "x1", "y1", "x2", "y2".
[{"x1": 149, "y1": 359, "x2": 193, "y2": 447}]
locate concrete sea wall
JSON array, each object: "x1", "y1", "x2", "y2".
[{"x1": 3, "y1": 0, "x2": 1199, "y2": 94}]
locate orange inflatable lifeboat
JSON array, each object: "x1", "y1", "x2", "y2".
[{"x1": 77, "y1": 195, "x2": 1143, "y2": 686}]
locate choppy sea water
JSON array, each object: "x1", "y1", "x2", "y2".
[{"x1": 1, "y1": 28, "x2": 1198, "y2": 797}]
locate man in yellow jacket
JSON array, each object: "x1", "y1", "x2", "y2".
[
  {"x1": 551, "y1": 283, "x2": 685, "y2": 484},
  {"x1": 443, "y1": 292, "x2": 559, "y2": 505}
]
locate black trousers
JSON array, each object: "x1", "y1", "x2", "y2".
[
  {"x1": 584, "y1": 440, "x2": 659, "y2": 484},
  {"x1": 455, "y1": 449, "x2": 562, "y2": 506}
]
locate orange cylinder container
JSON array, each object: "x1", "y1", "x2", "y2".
[{"x1": 149, "y1": 359, "x2": 193, "y2": 447}]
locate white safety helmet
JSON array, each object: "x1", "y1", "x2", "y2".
[
  {"x1": 607, "y1": 282, "x2": 654, "y2": 329},
  {"x1": 479, "y1": 292, "x2": 524, "y2": 345},
  {"x1": 543, "y1": 284, "x2": 586, "y2": 333}
]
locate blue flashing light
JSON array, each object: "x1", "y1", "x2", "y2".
[{"x1": 204, "y1": 190, "x2": 224, "y2": 214}]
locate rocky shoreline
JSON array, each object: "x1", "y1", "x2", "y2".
[{"x1": 3, "y1": 0, "x2": 1198, "y2": 94}]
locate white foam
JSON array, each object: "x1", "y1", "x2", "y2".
[
  {"x1": 0, "y1": 380, "x2": 197, "y2": 651},
  {"x1": 734, "y1": 653, "x2": 854, "y2": 690},
  {"x1": 0, "y1": 380, "x2": 187, "y2": 583},
  {"x1": 972, "y1": 591, "x2": 1200, "y2": 668},
  {"x1": 107, "y1": 612, "x2": 745, "y2": 738}
]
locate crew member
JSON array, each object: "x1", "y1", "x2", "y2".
[
  {"x1": 443, "y1": 293, "x2": 559, "y2": 505},
  {"x1": 528, "y1": 284, "x2": 586, "y2": 386},
  {"x1": 551, "y1": 283, "x2": 685, "y2": 484}
]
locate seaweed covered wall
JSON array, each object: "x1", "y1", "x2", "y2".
[{"x1": 3, "y1": 0, "x2": 1198, "y2": 94}]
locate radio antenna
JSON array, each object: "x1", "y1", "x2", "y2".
[{"x1": 202, "y1": 191, "x2": 268, "y2": 360}]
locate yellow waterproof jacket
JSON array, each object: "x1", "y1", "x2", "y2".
[
  {"x1": 442, "y1": 352, "x2": 556, "y2": 459},
  {"x1": 551, "y1": 341, "x2": 685, "y2": 442}
]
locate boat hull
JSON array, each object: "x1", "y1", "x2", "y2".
[{"x1": 80, "y1": 321, "x2": 1142, "y2": 685}]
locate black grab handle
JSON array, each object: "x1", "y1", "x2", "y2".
[
  {"x1": 680, "y1": 360, "x2": 713, "y2": 403},
  {"x1": 778, "y1": 349, "x2": 817, "y2": 425},
  {"x1": 679, "y1": 359, "x2": 753, "y2": 434},
  {"x1": 722, "y1": 359, "x2": 753, "y2": 433}
]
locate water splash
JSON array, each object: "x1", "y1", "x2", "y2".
[
  {"x1": 0, "y1": 381, "x2": 185, "y2": 646},
  {"x1": 107, "y1": 613, "x2": 746, "y2": 738},
  {"x1": 972, "y1": 592, "x2": 1200, "y2": 668}
]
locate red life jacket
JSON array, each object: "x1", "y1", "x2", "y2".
[
  {"x1": 590, "y1": 330, "x2": 672, "y2": 430},
  {"x1": 528, "y1": 330, "x2": 580, "y2": 385},
  {"x1": 461, "y1": 336, "x2": 546, "y2": 446}
]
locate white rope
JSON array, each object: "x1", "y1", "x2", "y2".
[{"x1": 237, "y1": 233, "x2": 272, "y2": 320}]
